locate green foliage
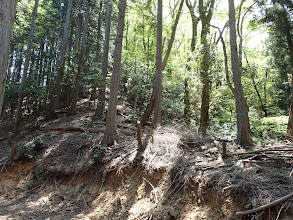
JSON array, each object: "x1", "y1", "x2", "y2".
[
  {"x1": 93, "y1": 147, "x2": 107, "y2": 162},
  {"x1": 33, "y1": 135, "x2": 45, "y2": 150},
  {"x1": 18, "y1": 135, "x2": 46, "y2": 160},
  {"x1": 83, "y1": 131, "x2": 92, "y2": 142},
  {"x1": 251, "y1": 116, "x2": 288, "y2": 144},
  {"x1": 208, "y1": 122, "x2": 237, "y2": 141},
  {"x1": 19, "y1": 144, "x2": 35, "y2": 160},
  {"x1": 4, "y1": 81, "x2": 20, "y2": 110}
]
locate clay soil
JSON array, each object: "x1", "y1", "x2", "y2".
[{"x1": 0, "y1": 100, "x2": 293, "y2": 220}]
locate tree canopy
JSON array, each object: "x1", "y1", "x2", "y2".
[{"x1": 1, "y1": 0, "x2": 293, "y2": 145}]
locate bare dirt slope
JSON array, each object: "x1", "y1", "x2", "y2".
[{"x1": 0, "y1": 101, "x2": 293, "y2": 220}]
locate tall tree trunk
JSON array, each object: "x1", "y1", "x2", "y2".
[
  {"x1": 183, "y1": 78, "x2": 191, "y2": 123},
  {"x1": 185, "y1": 0, "x2": 199, "y2": 124},
  {"x1": 102, "y1": 0, "x2": 127, "y2": 146},
  {"x1": 276, "y1": 4, "x2": 293, "y2": 139},
  {"x1": 198, "y1": 0, "x2": 215, "y2": 137},
  {"x1": 94, "y1": 0, "x2": 103, "y2": 63},
  {"x1": 0, "y1": 0, "x2": 17, "y2": 117},
  {"x1": 153, "y1": 0, "x2": 163, "y2": 128},
  {"x1": 14, "y1": 0, "x2": 39, "y2": 133},
  {"x1": 68, "y1": 0, "x2": 90, "y2": 115},
  {"x1": 94, "y1": 0, "x2": 112, "y2": 120},
  {"x1": 228, "y1": 0, "x2": 252, "y2": 146},
  {"x1": 50, "y1": 0, "x2": 73, "y2": 116},
  {"x1": 141, "y1": 0, "x2": 182, "y2": 127},
  {"x1": 185, "y1": 0, "x2": 199, "y2": 52}
]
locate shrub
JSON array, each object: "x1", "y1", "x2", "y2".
[
  {"x1": 251, "y1": 116, "x2": 288, "y2": 144},
  {"x1": 93, "y1": 147, "x2": 107, "y2": 162}
]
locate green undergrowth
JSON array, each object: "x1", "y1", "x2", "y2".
[
  {"x1": 207, "y1": 116, "x2": 288, "y2": 145},
  {"x1": 250, "y1": 116, "x2": 288, "y2": 145}
]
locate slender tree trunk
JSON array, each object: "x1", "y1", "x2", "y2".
[
  {"x1": 184, "y1": 78, "x2": 191, "y2": 123},
  {"x1": 186, "y1": 0, "x2": 199, "y2": 52},
  {"x1": 68, "y1": 0, "x2": 90, "y2": 115},
  {"x1": 153, "y1": 0, "x2": 163, "y2": 128},
  {"x1": 245, "y1": 56, "x2": 267, "y2": 116},
  {"x1": 95, "y1": 0, "x2": 103, "y2": 63},
  {"x1": 162, "y1": 0, "x2": 184, "y2": 70},
  {"x1": 228, "y1": 0, "x2": 252, "y2": 146},
  {"x1": 14, "y1": 0, "x2": 39, "y2": 133},
  {"x1": 102, "y1": 0, "x2": 127, "y2": 146},
  {"x1": 50, "y1": 0, "x2": 73, "y2": 116},
  {"x1": 185, "y1": 0, "x2": 199, "y2": 124},
  {"x1": 90, "y1": 0, "x2": 103, "y2": 102},
  {"x1": 278, "y1": 4, "x2": 293, "y2": 139},
  {"x1": 141, "y1": 0, "x2": 182, "y2": 127},
  {"x1": 0, "y1": 0, "x2": 17, "y2": 117},
  {"x1": 94, "y1": 0, "x2": 112, "y2": 120}
]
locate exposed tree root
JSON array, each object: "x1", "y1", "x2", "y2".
[{"x1": 236, "y1": 192, "x2": 293, "y2": 217}]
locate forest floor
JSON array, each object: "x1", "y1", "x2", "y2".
[{"x1": 0, "y1": 99, "x2": 293, "y2": 220}]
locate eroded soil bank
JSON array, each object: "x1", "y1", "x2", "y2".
[
  {"x1": 0, "y1": 161, "x2": 225, "y2": 220},
  {"x1": 0, "y1": 107, "x2": 292, "y2": 219}
]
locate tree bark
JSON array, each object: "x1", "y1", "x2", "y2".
[
  {"x1": 153, "y1": 0, "x2": 163, "y2": 128},
  {"x1": 102, "y1": 0, "x2": 127, "y2": 146},
  {"x1": 94, "y1": 0, "x2": 112, "y2": 120},
  {"x1": 0, "y1": 0, "x2": 17, "y2": 116},
  {"x1": 14, "y1": 0, "x2": 39, "y2": 133},
  {"x1": 228, "y1": 0, "x2": 252, "y2": 146},
  {"x1": 50, "y1": 0, "x2": 73, "y2": 116}
]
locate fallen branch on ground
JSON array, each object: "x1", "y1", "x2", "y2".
[
  {"x1": 142, "y1": 177, "x2": 158, "y2": 204},
  {"x1": 236, "y1": 192, "x2": 293, "y2": 217},
  {"x1": 236, "y1": 148, "x2": 293, "y2": 156},
  {"x1": 39, "y1": 126, "x2": 104, "y2": 133},
  {"x1": 222, "y1": 184, "x2": 246, "y2": 192},
  {"x1": 0, "y1": 137, "x2": 6, "y2": 141}
]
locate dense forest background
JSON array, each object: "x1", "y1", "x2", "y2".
[{"x1": 1, "y1": 0, "x2": 293, "y2": 146}]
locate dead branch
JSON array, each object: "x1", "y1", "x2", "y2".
[
  {"x1": 222, "y1": 141, "x2": 227, "y2": 159},
  {"x1": 261, "y1": 154, "x2": 293, "y2": 160},
  {"x1": 39, "y1": 126, "x2": 104, "y2": 133},
  {"x1": 236, "y1": 148, "x2": 293, "y2": 156},
  {"x1": 137, "y1": 121, "x2": 142, "y2": 147},
  {"x1": 142, "y1": 177, "x2": 158, "y2": 204},
  {"x1": 236, "y1": 192, "x2": 293, "y2": 217},
  {"x1": 222, "y1": 184, "x2": 245, "y2": 192},
  {"x1": 7, "y1": 132, "x2": 12, "y2": 146},
  {"x1": 0, "y1": 137, "x2": 7, "y2": 141}
]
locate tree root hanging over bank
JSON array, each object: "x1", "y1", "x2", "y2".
[{"x1": 236, "y1": 192, "x2": 293, "y2": 217}]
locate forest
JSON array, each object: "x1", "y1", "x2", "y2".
[
  {"x1": 0, "y1": 0, "x2": 292, "y2": 145},
  {"x1": 0, "y1": 0, "x2": 293, "y2": 219}
]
